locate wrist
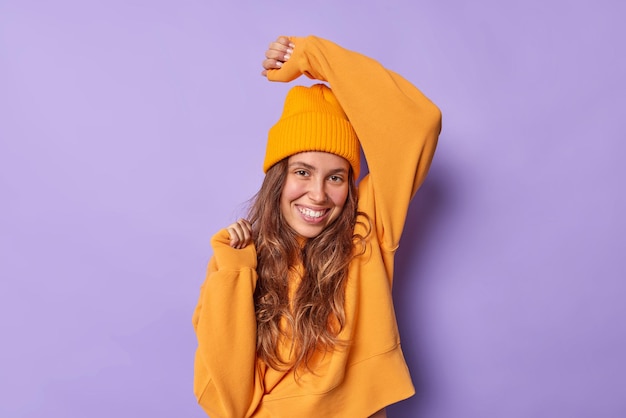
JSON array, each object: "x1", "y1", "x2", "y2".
[{"x1": 211, "y1": 229, "x2": 257, "y2": 270}]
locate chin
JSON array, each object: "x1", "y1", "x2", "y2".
[
  {"x1": 291, "y1": 223, "x2": 328, "y2": 239},
  {"x1": 295, "y1": 228, "x2": 324, "y2": 239}
]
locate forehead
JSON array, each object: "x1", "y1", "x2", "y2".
[{"x1": 287, "y1": 151, "x2": 350, "y2": 170}]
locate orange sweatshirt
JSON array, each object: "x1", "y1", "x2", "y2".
[{"x1": 192, "y1": 35, "x2": 441, "y2": 417}]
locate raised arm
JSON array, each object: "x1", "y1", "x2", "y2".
[{"x1": 265, "y1": 35, "x2": 442, "y2": 250}]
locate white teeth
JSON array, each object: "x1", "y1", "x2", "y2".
[{"x1": 299, "y1": 207, "x2": 325, "y2": 218}]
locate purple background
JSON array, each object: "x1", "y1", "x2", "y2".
[{"x1": 1, "y1": 0, "x2": 624, "y2": 417}]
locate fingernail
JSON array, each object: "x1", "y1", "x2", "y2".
[
  {"x1": 286, "y1": 48, "x2": 293, "y2": 54},
  {"x1": 289, "y1": 42, "x2": 295, "y2": 48},
  {"x1": 276, "y1": 61, "x2": 283, "y2": 68},
  {"x1": 284, "y1": 54, "x2": 291, "y2": 60}
]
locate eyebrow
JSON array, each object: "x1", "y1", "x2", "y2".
[{"x1": 288, "y1": 161, "x2": 348, "y2": 175}]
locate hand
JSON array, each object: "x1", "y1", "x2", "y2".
[
  {"x1": 226, "y1": 219, "x2": 253, "y2": 249},
  {"x1": 261, "y1": 36, "x2": 295, "y2": 77}
]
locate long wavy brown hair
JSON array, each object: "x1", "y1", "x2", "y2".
[{"x1": 247, "y1": 157, "x2": 369, "y2": 373}]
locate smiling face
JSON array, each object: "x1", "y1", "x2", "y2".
[{"x1": 280, "y1": 151, "x2": 351, "y2": 239}]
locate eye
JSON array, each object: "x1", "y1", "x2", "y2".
[
  {"x1": 328, "y1": 175, "x2": 344, "y2": 183},
  {"x1": 294, "y1": 169, "x2": 309, "y2": 177}
]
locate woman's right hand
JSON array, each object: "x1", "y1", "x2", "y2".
[{"x1": 226, "y1": 219, "x2": 253, "y2": 249}]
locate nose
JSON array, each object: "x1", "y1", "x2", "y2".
[{"x1": 307, "y1": 178, "x2": 328, "y2": 204}]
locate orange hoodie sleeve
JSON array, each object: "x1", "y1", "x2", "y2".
[
  {"x1": 268, "y1": 35, "x2": 442, "y2": 252},
  {"x1": 192, "y1": 229, "x2": 265, "y2": 418}
]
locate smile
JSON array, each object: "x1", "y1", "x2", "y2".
[{"x1": 298, "y1": 207, "x2": 329, "y2": 219}]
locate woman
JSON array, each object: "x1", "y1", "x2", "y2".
[{"x1": 192, "y1": 35, "x2": 441, "y2": 417}]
